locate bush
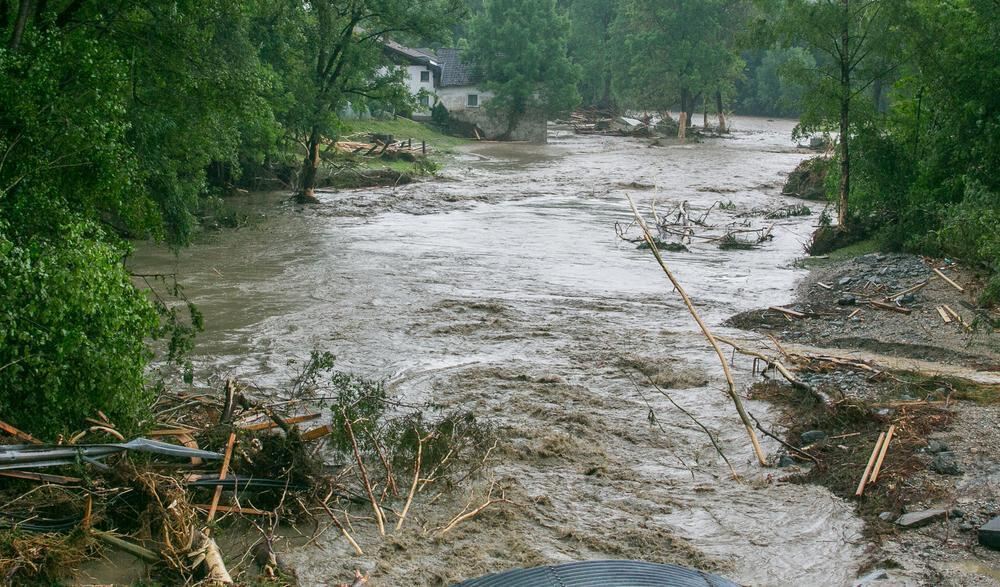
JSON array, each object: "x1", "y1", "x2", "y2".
[
  {"x1": 936, "y1": 181, "x2": 1000, "y2": 304},
  {"x1": 0, "y1": 223, "x2": 157, "y2": 438}
]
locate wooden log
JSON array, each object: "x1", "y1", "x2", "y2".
[
  {"x1": 884, "y1": 278, "x2": 935, "y2": 301},
  {"x1": 867, "y1": 300, "x2": 912, "y2": 315},
  {"x1": 856, "y1": 432, "x2": 886, "y2": 497},
  {"x1": 769, "y1": 306, "x2": 806, "y2": 319},
  {"x1": 869, "y1": 425, "x2": 895, "y2": 484},
  {"x1": 933, "y1": 267, "x2": 965, "y2": 293},
  {"x1": 199, "y1": 531, "x2": 234, "y2": 584}
]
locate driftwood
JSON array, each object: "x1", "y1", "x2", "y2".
[{"x1": 627, "y1": 195, "x2": 767, "y2": 466}]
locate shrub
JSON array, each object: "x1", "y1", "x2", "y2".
[{"x1": 0, "y1": 223, "x2": 157, "y2": 437}]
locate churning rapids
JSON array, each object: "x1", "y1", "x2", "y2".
[{"x1": 127, "y1": 118, "x2": 865, "y2": 586}]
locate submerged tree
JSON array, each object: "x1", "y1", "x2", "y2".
[
  {"x1": 466, "y1": 0, "x2": 581, "y2": 136},
  {"x1": 611, "y1": 0, "x2": 746, "y2": 134}
]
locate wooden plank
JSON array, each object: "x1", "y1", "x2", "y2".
[
  {"x1": 768, "y1": 306, "x2": 806, "y2": 319},
  {"x1": 301, "y1": 424, "x2": 334, "y2": 442},
  {"x1": 933, "y1": 267, "x2": 965, "y2": 293},
  {"x1": 193, "y1": 504, "x2": 271, "y2": 517},
  {"x1": 856, "y1": 432, "x2": 886, "y2": 497},
  {"x1": 869, "y1": 425, "x2": 895, "y2": 484},
  {"x1": 817, "y1": 282, "x2": 833, "y2": 290},
  {"x1": 206, "y1": 432, "x2": 237, "y2": 524},
  {"x1": 867, "y1": 300, "x2": 912, "y2": 315},
  {"x1": 936, "y1": 306, "x2": 952, "y2": 323},
  {"x1": 0, "y1": 470, "x2": 82, "y2": 484},
  {"x1": 240, "y1": 412, "x2": 321, "y2": 432}
]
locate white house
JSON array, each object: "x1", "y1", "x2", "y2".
[
  {"x1": 382, "y1": 39, "x2": 545, "y2": 143},
  {"x1": 383, "y1": 40, "x2": 491, "y2": 118}
]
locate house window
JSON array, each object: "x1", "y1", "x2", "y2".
[
  {"x1": 420, "y1": 70, "x2": 430, "y2": 82},
  {"x1": 467, "y1": 94, "x2": 479, "y2": 107},
  {"x1": 419, "y1": 94, "x2": 430, "y2": 107}
]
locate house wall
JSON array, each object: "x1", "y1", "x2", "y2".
[
  {"x1": 435, "y1": 86, "x2": 495, "y2": 113},
  {"x1": 402, "y1": 65, "x2": 436, "y2": 118},
  {"x1": 445, "y1": 98, "x2": 548, "y2": 143}
]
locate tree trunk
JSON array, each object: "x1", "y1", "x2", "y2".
[
  {"x1": 8, "y1": 0, "x2": 32, "y2": 52},
  {"x1": 299, "y1": 125, "x2": 322, "y2": 203},
  {"x1": 716, "y1": 90, "x2": 727, "y2": 133},
  {"x1": 838, "y1": 0, "x2": 851, "y2": 230},
  {"x1": 686, "y1": 92, "x2": 700, "y2": 129},
  {"x1": 678, "y1": 88, "x2": 688, "y2": 140}
]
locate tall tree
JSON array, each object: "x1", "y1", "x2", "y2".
[
  {"x1": 466, "y1": 0, "x2": 581, "y2": 136},
  {"x1": 611, "y1": 0, "x2": 745, "y2": 133},
  {"x1": 261, "y1": 0, "x2": 462, "y2": 202},
  {"x1": 565, "y1": 0, "x2": 617, "y2": 110},
  {"x1": 765, "y1": 0, "x2": 901, "y2": 229}
]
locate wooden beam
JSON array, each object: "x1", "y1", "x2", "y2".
[{"x1": 933, "y1": 268, "x2": 964, "y2": 293}]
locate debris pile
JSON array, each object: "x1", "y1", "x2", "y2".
[
  {"x1": 617, "y1": 199, "x2": 782, "y2": 251},
  {"x1": 0, "y1": 356, "x2": 502, "y2": 585}
]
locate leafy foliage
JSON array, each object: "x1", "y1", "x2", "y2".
[
  {"x1": 0, "y1": 223, "x2": 157, "y2": 437},
  {"x1": 466, "y1": 0, "x2": 581, "y2": 129}
]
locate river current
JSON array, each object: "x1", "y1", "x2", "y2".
[{"x1": 125, "y1": 118, "x2": 865, "y2": 586}]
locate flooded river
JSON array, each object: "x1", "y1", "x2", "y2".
[{"x1": 129, "y1": 118, "x2": 865, "y2": 586}]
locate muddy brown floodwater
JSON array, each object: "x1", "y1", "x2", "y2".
[{"x1": 126, "y1": 119, "x2": 867, "y2": 586}]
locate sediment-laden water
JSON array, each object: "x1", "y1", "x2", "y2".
[{"x1": 126, "y1": 118, "x2": 865, "y2": 586}]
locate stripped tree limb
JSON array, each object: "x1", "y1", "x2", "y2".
[{"x1": 627, "y1": 194, "x2": 766, "y2": 466}]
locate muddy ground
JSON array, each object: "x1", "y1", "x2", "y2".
[{"x1": 730, "y1": 252, "x2": 1000, "y2": 586}]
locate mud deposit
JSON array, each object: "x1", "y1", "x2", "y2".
[{"x1": 128, "y1": 119, "x2": 867, "y2": 586}]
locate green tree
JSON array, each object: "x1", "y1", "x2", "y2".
[
  {"x1": 611, "y1": 0, "x2": 746, "y2": 133},
  {"x1": 764, "y1": 0, "x2": 902, "y2": 229},
  {"x1": 261, "y1": 0, "x2": 462, "y2": 202},
  {"x1": 466, "y1": 0, "x2": 581, "y2": 136},
  {"x1": 0, "y1": 0, "x2": 274, "y2": 434},
  {"x1": 566, "y1": 0, "x2": 618, "y2": 109}
]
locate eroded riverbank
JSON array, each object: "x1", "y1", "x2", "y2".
[{"x1": 125, "y1": 119, "x2": 870, "y2": 586}]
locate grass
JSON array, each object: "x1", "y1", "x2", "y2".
[
  {"x1": 339, "y1": 116, "x2": 470, "y2": 152},
  {"x1": 798, "y1": 238, "x2": 880, "y2": 267}
]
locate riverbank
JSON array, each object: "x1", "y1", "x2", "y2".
[{"x1": 728, "y1": 249, "x2": 1000, "y2": 585}]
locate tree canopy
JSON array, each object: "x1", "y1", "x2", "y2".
[{"x1": 466, "y1": 0, "x2": 581, "y2": 133}]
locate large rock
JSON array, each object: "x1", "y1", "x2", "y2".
[
  {"x1": 930, "y1": 452, "x2": 963, "y2": 475},
  {"x1": 895, "y1": 509, "x2": 948, "y2": 528},
  {"x1": 980, "y1": 516, "x2": 1000, "y2": 550}
]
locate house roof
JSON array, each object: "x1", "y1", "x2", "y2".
[
  {"x1": 383, "y1": 38, "x2": 439, "y2": 68},
  {"x1": 433, "y1": 48, "x2": 479, "y2": 88}
]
